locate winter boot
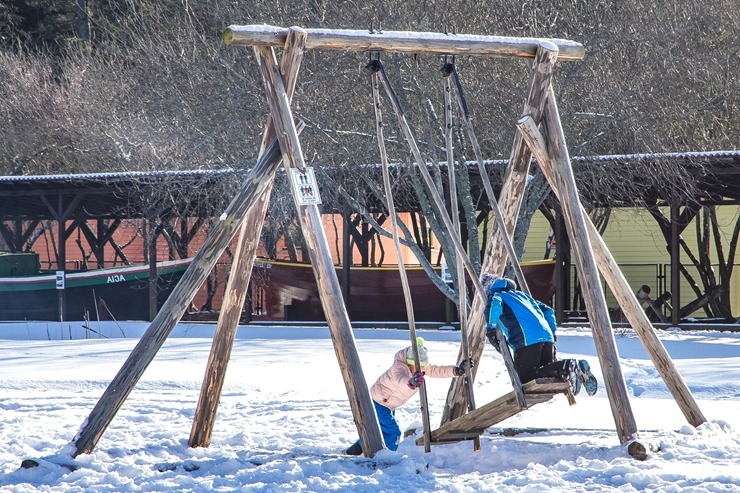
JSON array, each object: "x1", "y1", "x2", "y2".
[
  {"x1": 345, "y1": 442, "x2": 363, "y2": 456},
  {"x1": 578, "y1": 360, "x2": 598, "y2": 396},
  {"x1": 557, "y1": 359, "x2": 581, "y2": 396}
]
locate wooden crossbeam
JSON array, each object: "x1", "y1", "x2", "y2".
[
  {"x1": 223, "y1": 25, "x2": 585, "y2": 61},
  {"x1": 418, "y1": 379, "x2": 572, "y2": 445}
]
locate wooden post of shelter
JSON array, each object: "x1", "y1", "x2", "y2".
[
  {"x1": 148, "y1": 219, "x2": 158, "y2": 321},
  {"x1": 554, "y1": 213, "x2": 570, "y2": 324},
  {"x1": 254, "y1": 43, "x2": 384, "y2": 458},
  {"x1": 441, "y1": 42, "x2": 561, "y2": 425},
  {"x1": 670, "y1": 203, "x2": 681, "y2": 326},
  {"x1": 188, "y1": 28, "x2": 308, "y2": 448},
  {"x1": 57, "y1": 199, "x2": 66, "y2": 322},
  {"x1": 49, "y1": 193, "x2": 83, "y2": 322},
  {"x1": 342, "y1": 207, "x2": 352, "y2": 306},
  {"x1": 516, "y1": 92, "x2": 638, "y2": 443}
]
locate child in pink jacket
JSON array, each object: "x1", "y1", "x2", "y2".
[{"x1": 345, "y1": 337, "x2": 472, "y2": 455}]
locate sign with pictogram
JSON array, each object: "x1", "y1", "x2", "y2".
[{"x1": 289, "y1": 167, "x2": 323, "y2": 205}]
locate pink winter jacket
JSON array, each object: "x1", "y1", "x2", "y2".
[{"x1": 369, "y1": 348, "x2": 457, "y2": 410}]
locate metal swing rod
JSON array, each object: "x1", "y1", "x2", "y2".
[
  {"x1": 441, "y1": 60, "x2": 532, "y2": 296},
  {"x1": 367, "y1": 58, "x2": 486, "y2": 303},
  {"x1": 442, "y1": 62, "x2": 480, "y2": 450},
  {"x1": 368, "y1": 64, "x2": 432, "y2": 453}
]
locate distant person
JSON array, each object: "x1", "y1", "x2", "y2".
[
  {"x1": 345, "y1": 337, "x2": 472, "y2": 456},
  {"x1": 481, "y1": 274, "x2": 597, "y2": 396}
]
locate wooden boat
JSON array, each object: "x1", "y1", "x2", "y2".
[
  {"x1": 0, "y1": 252, "x2": 191, "y2": 322},
  {"x1": 250, "y1": 259, "x2": 556, "y2": 323}
]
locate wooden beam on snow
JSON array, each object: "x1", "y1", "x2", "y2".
[
  {"x1": 518, "y1": 106, "x2": 706, "y2": 434},
  {"x1": 72, "y1": 133, "x2": 293, "y2": 457}
]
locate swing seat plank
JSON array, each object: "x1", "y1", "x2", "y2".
[{"x1": 418, "y1": 378, "x2": 573, "y2": 444}]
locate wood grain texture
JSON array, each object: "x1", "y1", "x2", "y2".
[
  {"x1": 189, "y1": 29, "x2": 308, "y2": 448},
  {"x1": 517, "y1": 101, "x2": 637, "y2": 444},
  {"x1": 256, "y1": 46, "x2": 384, "y2": 457},
  {"x1": 72, "y1": 136, "x2": 289, "y2": 457},
  {"x1": 420, "y1": 379, "x2": 570, "y2": 444},
  {"x1": 517, "y1": 114, "x2": 706, "y2": 430},
  {"x1": 223, "y1": 25, "x2": 585, "y2": 61}
]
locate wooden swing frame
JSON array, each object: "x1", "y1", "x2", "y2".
[{"x1": 52, "y1": 25, "x2": 705, "y2": 465}]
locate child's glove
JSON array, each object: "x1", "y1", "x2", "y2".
[
  {"x1": 453, "y1": 357, "x2": 474, "y2": 376},
  {"x1": 408, "y1": 371, "x2": 425, "y2": 389},
  {"x1": 486, "y1": 328, "x2": 502, "y2": 353}
]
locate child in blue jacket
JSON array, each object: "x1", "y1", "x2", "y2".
[{"x1": 482, "y1": 274, "x2": 597, "y2": 396}]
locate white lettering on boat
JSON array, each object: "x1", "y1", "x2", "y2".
[{"x1": 107, "y1": 274, "x2": 126, "y2": 283}]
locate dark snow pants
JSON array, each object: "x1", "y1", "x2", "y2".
[{"x1": 514, "y1": 341, "x2": 572, "y2": 383}]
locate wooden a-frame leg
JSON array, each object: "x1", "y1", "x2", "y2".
[{"x1": 189, "y1": 27, "x2": 307, "y2": 449}]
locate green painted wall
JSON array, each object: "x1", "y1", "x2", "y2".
[{"x1": 520, "y1": 206, "x2": 740, "y2": 318}]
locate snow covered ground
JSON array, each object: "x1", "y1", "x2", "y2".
[{"x1": 1, "y1": 321, "x2": 739, "y2": 492}]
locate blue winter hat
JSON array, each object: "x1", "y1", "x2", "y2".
[{"x1": 491, "y1": 277, "x2": 516, "y2": 293}]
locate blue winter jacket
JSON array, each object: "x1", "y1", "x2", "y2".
[{"x1": 486, "y1": 288, "x2": 557, "y2": 352}]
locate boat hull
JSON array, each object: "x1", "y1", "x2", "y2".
[
  {"x1": 0, "y1": 259, "x2": 191, "y2": 322},
  {"x1": 250, "y1": 260, "x2": 556, "y2": 323}
]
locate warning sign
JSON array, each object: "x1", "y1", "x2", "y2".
[{"x1": 289, "y1": 167, "x2": 322, "y2": 206}]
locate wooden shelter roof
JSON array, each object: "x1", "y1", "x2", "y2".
[{"x1": 0, "y1": 150, "x2": 737, "y2": 221}]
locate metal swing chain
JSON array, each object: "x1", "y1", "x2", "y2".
[
  {"x1": 443, "y1": 61, "x2": 532, "y2": 297},
  {"x1": 441, "y1": 59, "x2": 480, "y2": 443}
]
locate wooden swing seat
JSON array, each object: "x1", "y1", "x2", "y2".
[{"x1": 417, "y1": 378, "x2": 574, "y2": 445}]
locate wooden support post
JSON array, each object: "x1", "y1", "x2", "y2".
[
  {"x1": 256, "y1": 46, "x2": 384, "y2": 457},
  {"x1": 555, "y1": 212, "x2": 569, "y2": 323},
  {"x1": 341, "y1": 208, "x2": 352, "y2": 306},
  {"x1": 189, "y1": 28, "x2": 307, "y2": 449},
  {"x1": 223, "y1": 25, "x2": 585, "y2": 61},
  {"x1": 148, "y1": 220, "x2": 157, "y2": 321},
  {"x1": 441, "y1": 42, "x2": 558, "y2": 426},
  {"x1": 71, "y1": 134, "x2": 290, "y2": 457},
  {"x1": 57, "y1": 196, "x2": 66, "y2": 322},
  {"x1": 41, "y1": 192, "x2": 82, "y2": 321},
  {"x1": 670, "y1": 203, "x2": 681, "y2": 326},
  {"x1": 0, "y1": 218, "x2": 40, "y2": 252},
  {"x1": 590, "y1": 228, "x2": 705, "y2": 426},
  {"x1": 517, "y1": 97, "x2": 638, "y2": 444},
  {"x1": 516, "y1": 120, "x2": 706, "y2": 429}
]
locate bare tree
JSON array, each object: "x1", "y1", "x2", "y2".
[{"x1": 1, "y1": 0, "x2": 736, "y2": 315}]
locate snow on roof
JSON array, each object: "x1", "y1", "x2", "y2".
[{"x1": 0, "y1": 150, "x2": 736, "y2": 183}]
